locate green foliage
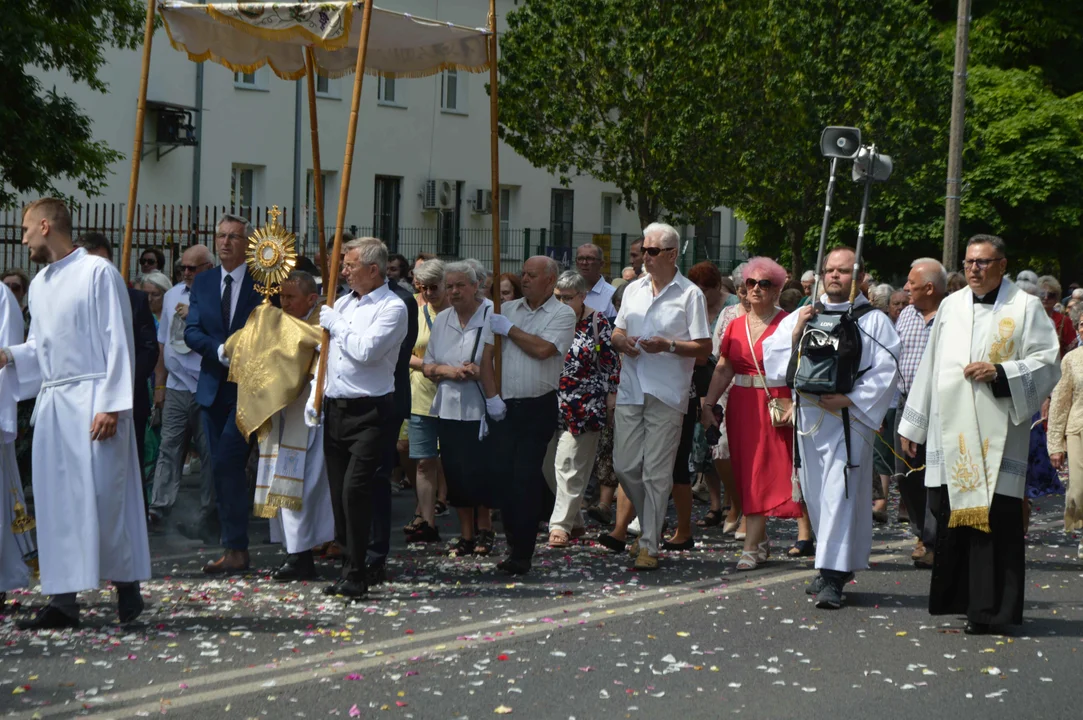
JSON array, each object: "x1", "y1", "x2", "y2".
[{"x1": 0, "y1": 0, "x2": 147, "y2": 209}]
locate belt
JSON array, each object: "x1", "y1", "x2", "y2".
[
  {"x1": 31, "y1": 372, "x2": 107, "y2": 426},
  {"x1": 504, "y1": 391, "x2": 557, "y2": 407},
  {"x1": 327, "y1": 393, "x2": 393, "y2": 410},
  {"x1": 732, "y1": 373, "x2": 782, "y2": 390}
]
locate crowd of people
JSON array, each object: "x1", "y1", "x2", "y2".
[{"x1": 0, "y1": 197, "x2": 1076, "y2": 639}]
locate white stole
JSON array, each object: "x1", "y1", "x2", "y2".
[{"x1": 253, "y1": 394, "x2": 309, "y2": 517}]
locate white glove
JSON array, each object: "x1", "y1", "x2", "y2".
[
  {"x1": 490, "y1": 313, "x2": 514, "y2": 337},
  {"x1": 478, "y1": 414, "x2": 489, "y2": 441},
  {"x1": 486, "y1": 395, "x2": 507, "y2": 422},
  {"x1": 217, "y1": 344, "x2": 230, "y2": 367},
  {"x1": 319, "y1": 305, "x2": 348, "y2": 337},
  {"x1": 304, "y1": 382, "x2": 321, "y2": 428}
]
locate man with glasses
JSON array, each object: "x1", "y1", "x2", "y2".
[
  {"x1": 147, "y1": 244, "x2": 215, "y2": 535},
  {"x1": 184, "y1": 214, "x2": 262, "y2": 573},
  {"x1": 575, "y1": 243, "x2": 617, "y2": 319},
  {"x1": 611, "y1": 223, "x2": 711, "y2": 571},
  {"x1": 898, "y1": 235, "x2": 1060, "y2": 634}
]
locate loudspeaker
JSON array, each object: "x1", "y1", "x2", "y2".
[
  {"x1": 820, "y1": 126, "x2": 862, "y2": 159},
  {"x1": 852, "y1": 146, "x2": 894, "y2": 182}
]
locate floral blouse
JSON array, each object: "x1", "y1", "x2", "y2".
[{"x1": 558, "y1": 310, "x2": 621, "y2": 435}]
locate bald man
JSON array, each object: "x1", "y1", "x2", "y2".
[{"x1": 147, "y1": 244, "x2": 217, "y2": 536}]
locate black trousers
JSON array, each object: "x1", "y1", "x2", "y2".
[
  {"x1": 323, "y1": 394, "x2": 396, "y2": 582},
  {"x1": 928, "y1": 486, "x2": 1025, "y2": 625},
  {"x1": 894, "y1": 397, "x2": 936, "y2": 546},
  {"x1": 368, "y1": 411, "x2": 406, "y2": 569},
  {"x1": 492, "y1": 392, "x2": 558, "y2": 562}
]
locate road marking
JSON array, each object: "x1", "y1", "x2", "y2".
[{"x1": 38, "y1": 539, "x2": 918, "y2": 720}]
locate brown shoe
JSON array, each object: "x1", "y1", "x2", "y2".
[
  {"x1": 325, "y1": 543, "x2": 344, "y2": 560},
  {"x1": 910, "y1": 541, "x2": 926, "y2": 561},
  {"x1": 202, "y1": 549, "x2": 250, "y2": 574},
  {"x1": 913, "y1": 550, "x2": 934, "y2": 569},
  {"x1": 633, "y1": 547, "x2": 659, "y2": 571}
]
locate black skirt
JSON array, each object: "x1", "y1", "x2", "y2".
[
  {"x1": 927, "y1": 486, "x2": 1025, "y2": 625},
  {"x1": 437, "y1": 418, "x2": 495, "y2": 508}
]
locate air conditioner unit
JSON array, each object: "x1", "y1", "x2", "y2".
[
  {"x1": 422, "y1": 179, "x2": 456, "y2": 211},
  {"x1": 422, "y1": 180, "x2": 439, "y2": 210},
  {"x1": 473, "y1": 188, "x2": 493, "y2": 214}
]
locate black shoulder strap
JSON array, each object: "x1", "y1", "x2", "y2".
[
  {"x1": 423, "y1": 304, "x2": 433, "y2": 330},
  {"x1": 469, "y1": 305, "x2": 491, "y2": 364}
]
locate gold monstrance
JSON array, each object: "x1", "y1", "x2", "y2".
[{"x1": 246, "y1": 206, "x2": 298, "y2": 302}]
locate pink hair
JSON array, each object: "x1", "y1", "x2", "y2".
[{"x1": 743, "y1": 256, "x2": 787, "y2": 289}]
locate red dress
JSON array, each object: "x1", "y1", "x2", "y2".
[{"x1": 720, "y1": 312, "x2": 802, "y2": 518}]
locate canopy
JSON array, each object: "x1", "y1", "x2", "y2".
[{"x1": 159, "y1": 1, "x2": 491, "y2": 80}]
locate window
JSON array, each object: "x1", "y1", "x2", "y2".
[
  {"x1": 550, "y1": 189, "x2": 574, "y2": 248},
  {"x1": 373, "y1": 176, "x2": 401, "y2": 249},
  {"x1": 233, "y1": 69, "x2": 266, "y2": 90},
  {"x1": 234, "y1": 71, "x2": 256, "y2": 86},
  {"x1": 378, "y1": 77, "x2": 398, "y2": 105},
  {"x1": 436, "y1": 182, "x2": 462, "y2": 256},
  {"x1": 499, "y1": 187, "x2": 512, "y2": 237},
  {"x1": 230, "y1": 165, "x2": 259, "y2": 221},
  {"x1": 440, "y1": 69, "x2": 464, "y2": 113},
  {"x1": 601, "y1": 195, "x2": 616, "y2": 235},
  {"x1": 695, "y1": 211, "x2": 722, "y2": 263},
  {"x1": 316, "y1": 74, "x2": 330, "y2": 94}
]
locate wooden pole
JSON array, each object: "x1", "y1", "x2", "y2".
[
  {"x1": 942, "y1": 0, "x2": 972, "y2": 271},
  {"x1": 488, "y1": 0, "x2": 503, "y2": 391},
  {"x1": 120, "y1": 0, "x2": 158, "y2": 281},
  {"x1": 313, "y1": 0, "x2": 375, "y2": 415},
  {"x1": 304, "y1": 47, "x2": 330, "y2": 290}
]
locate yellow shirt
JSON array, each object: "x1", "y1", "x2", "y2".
[{"x1": 410, "y1": 301, "x2": 439, "y2": 416}]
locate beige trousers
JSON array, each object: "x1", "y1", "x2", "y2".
[
  {"x1": 546, "y1": 429, "x2": 602, "y2": 533},
  {"x1": 1066, "y1": 433, "x2": 1083, "y2": 531}
]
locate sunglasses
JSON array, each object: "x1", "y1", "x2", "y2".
[
  {"x1": 643, "y1": 246, "x2": 672, "y2": 257},
  {"x1": 744, "y1": 278, "x2": 773, "y2": 290},
  {"x1": 139, "y1": 257, "x2": 158, "y2": 265}
]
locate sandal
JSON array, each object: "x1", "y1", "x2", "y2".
[
  {"x1": 447, "y1": 536, "x2": 476, "y2": 557},
  {"x1": 473, "y1": 529, "x2": 495, "y2": 556},
  {"x1": 697, "y1": 509, "x2": 724, "y2": 528},
  {"x1": 548, "y1": 529, "x2": 570, "y2": 548},
  {"x1": 402, "y1": 513, "x2": 424, "y2": 534},
  {"x1": 735, "y1": 551, "x2": 758, "y2": 571},
  {"x1": 434, "y1": 501, "x2": 449, "y2": 517},
  {"x1": 755, "y1": 539, "x2": 771, "y2": 563},
  {"x1": 787, "y1": 539, "x2": 815, "y2": 558}
]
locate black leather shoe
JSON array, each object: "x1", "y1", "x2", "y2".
[
  {"x1": 117, "y1": 586, "x2": 145, "y2": 625},
  {"x1": 964, "y1": 621, "x2": 991, "y2": 635},
  {"x1": 272, "y1": 552, "x2": 316, "y2": 582},
  {"x1": 324, "y1": 578, "x2": 368, "y2": 600},
  {"x1": 17, "y1": 605, "x2": 79, "y2": 631},
  {"x1": 496, "y1": 558, "x2": 531, "y2": 576},
  {"x1": 321, "y1": 579, "x2": 344, "y2": 596},
  {"x1": 365, "y1": 564, "x2": 387, "y2": 586},
  {"x1": 661, "y1": 537, "x2": 696, "y2": 551}
]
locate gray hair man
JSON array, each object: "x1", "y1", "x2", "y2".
[
  {"x1": 147, "y1": 243, "x2": 215, "y2": 536},
  {"x1": 575, "y1": 243, "x2": 617, "y2": 318},
  {"x1": 610, "y1": 222, "x2": 712, "y2": 570},
  {"x1": 487, "y1": 255, "x2": 577, "y2": 575},
  {"x1": 311, "y1": 236, "x2": 408, "y2": 599}
]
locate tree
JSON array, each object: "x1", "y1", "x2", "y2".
[
  {"x1": 497, "y1": 1, "x2": 737, "y2": 229},
  {"x1": 0, "y1": 0, "x2": 147, "y2": 209}
]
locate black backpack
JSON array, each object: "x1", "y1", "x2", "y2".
[{"x1": 786, "y1": 302, "x2": 879, "y2": 395}]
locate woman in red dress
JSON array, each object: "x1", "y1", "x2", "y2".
[{"x1": 703, "y1": 256, "x2": 808, "y2": 570}]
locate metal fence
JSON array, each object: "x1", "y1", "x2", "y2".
[{"x1": 0, "y1": 201, "x2": 743, "y2": 282}]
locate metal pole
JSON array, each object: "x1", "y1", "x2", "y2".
[
  {"x1": 812, "y1": 157, "x2": 839, "y2": 303},
  {"x1": 304, "y1": 47, "x2": 329, "y2": 289},
  {"x1": 488, "y1": 0, "x2": 503, "y2": 390},
  {"x1": 850, "y1": 168, "x2": 875, "y2": 303},
  {"x1": 313, "y1": 0, "x2": 375, "y2": 416},
  {"x1": 120, "y1": 0, "x2": 158, "y2": 280},
  {"x1": 943, "y1": 0, "x2": 972, "y2": 271}
]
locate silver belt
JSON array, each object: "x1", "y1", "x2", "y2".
[{"x1": 732, "y1": 373, "x2": 779, "y2": 389}]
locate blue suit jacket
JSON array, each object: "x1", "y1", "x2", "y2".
[{"x1": 184, "y1": 266, "x2": 261, "y2": 409}]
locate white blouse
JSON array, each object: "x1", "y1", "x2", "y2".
[{"x1": 424, "y1": 302, "x2": 494, "y2": 421}]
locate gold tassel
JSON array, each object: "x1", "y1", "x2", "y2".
[
  {"x1": 947, "y1": 507, "x2": 992, "y2": 533},
  {"x1": 252, "y1": 503, "x2": 279, "y2": 520},
  {"x1": 791, "y1": 469, "x2": 803, "y2": 503},
  {"x1": 266, "y1": 493, "x2": 304, "y2": 512}
]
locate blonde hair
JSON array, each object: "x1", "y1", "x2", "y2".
[{"x1": 23, "y1": 198, "x2": 72, "y2": 236}]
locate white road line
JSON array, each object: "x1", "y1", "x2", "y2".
[{"x1": 40, "y1": 539, "x2": 918, "y2": 720}]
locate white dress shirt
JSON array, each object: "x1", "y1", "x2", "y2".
[
  {"x1": 615, "y1": 272, "x2": 710, "y2": 413},
  {"x1": 157, "y1": 282, "x2": 201, "y2": 393},
  {"x1": 325, "y1": 283, "x2": 408, "y2": 399},
  {"x1": 585, "y1": 276, "x2": 617, "y2": 319},
  {"x1": 424, "y1": 303, "x2": 494, "y2": 421},
  {"x1": 220, "y1": 264, "x2": 247, "y2": 326},
  {"x1": 501, "y1": 295, "x2": 576, "y2": 400}
]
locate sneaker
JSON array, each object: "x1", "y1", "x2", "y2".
[
  {"x1": 806, "y1": 572, "x2": 853, "y2": 596},
  {"x1": 814, "y1": 578, "x2": 844, "y2": 609},
  {"x1": 627, "y1": 517, "x2": 641, "y2": 537}
]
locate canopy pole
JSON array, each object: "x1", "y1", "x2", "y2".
[
  {"x1": 488, "y1": 0, "x2": 503, "y2": 392},
  {"x1": 120, "y1": 0, "x2": 157, "y2": 280},
  {"x1": 303, "y1": 47, "x2": 329, "y2": 290},
  {"x1": 313, "y1": 0, "x2": 375, "y2": 416}
]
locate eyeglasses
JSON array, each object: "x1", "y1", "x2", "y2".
[
  {"x1": 744, "y1": 278, "x2": 773, "y2": 290},
  {"x1": 139, "y1": 257, "x2": 158, "y2": 266},
  {"x1": 575, "y1": 255, "x2": 600, "y2": 264},
  {"x1": 180, "y1": 263, "x2": 211, "y2": 273},
  {"x1": 419, "y1": 284, "x2": 441, "y2": 293},
  {"x1": 343, "y1": 262, "x2": 374, "y2": 272},
  {"x1": 962, "y1": 257, "x2": 1004, "y2": 271},
  {"x1": 553, "y1": 292, "x2": 582, "y2": 303},
  {"x1": 643, "y1": 246, "x2": 673, "y2": 257}
]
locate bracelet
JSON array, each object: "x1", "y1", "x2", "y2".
[{"x1": 155, "y1": 385, "x2": 166, "y2": 390}]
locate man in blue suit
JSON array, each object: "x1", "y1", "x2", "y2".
[{"x1": 184, "y1": 214, "x2": 262, "y2": 573}]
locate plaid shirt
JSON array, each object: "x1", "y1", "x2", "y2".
[{"x1": 895, "y1": 303, "x2": 935, "y2": 394}]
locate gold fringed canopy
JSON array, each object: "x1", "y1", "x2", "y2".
[{"x1": 159, "y1": 1, "x2": 492, "y2": 80}]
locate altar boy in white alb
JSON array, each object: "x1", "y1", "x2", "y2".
[
  {"x1": 1, "y1": 199, "x2": 151, "y2": 630},
  {"x1": 0, "y1": 283, "x2": 31, "y2": 601},
  {"x1": 898, "y1": 235, "x2": 1059, "y2": 635}
]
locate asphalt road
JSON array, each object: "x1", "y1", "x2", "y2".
[{"x1": 1, "y1": 487, "x2": 1080, "y2": 719}]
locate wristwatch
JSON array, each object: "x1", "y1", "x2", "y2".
[{"x1": 668, "y1": 340, "x2": 677, "y2": 353}]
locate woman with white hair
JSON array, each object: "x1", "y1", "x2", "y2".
[
  {"x1": 139, "y1": 271, "x2": 173, "y2": 328},
  {"x1": 1038, "y1": 275, "x2": 1077, "y2": 357}
]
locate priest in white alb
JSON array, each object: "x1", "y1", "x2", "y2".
[
  {"x1": 898, "y1": 235, "x2": 1060, "y2": 635},
  {"x1": 1, "y1": 199, "x2": 151, "y2": 630},
  {"x1": 0, "y1": 282, "x2": 31, "y2": 604}
]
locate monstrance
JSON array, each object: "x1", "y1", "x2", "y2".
[{"x1": 246, "y1": 206, "x2": 298, "y2": 302}]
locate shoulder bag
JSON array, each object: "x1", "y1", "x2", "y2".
[{"x1": 745, "y1": 314, "x2": 792, "y2": 428}]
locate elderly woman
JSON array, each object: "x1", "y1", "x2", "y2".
[
  {"x1": 403, "y1": 259, "x2": 450, "y2": 543},
  {"x1": 139, "y1": 271, "x2": 173, "y2": 328},
  {"x1": 703, "y1": 256, "x2": 806, "y2": 570},
  {"x1": 546, "y1": 271, "x2": 620, "y2": 547},
  {"x1": 423, "y1": 261, "x2": 503, "y2": 557},
  {"x1": 1049, "y1": 318, "x2": 1083, "y2": 558},
  {"x1": 1038, "y1": 275, "x2": 1076, "y2": 357}
]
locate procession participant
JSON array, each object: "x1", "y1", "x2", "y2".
[
  {"x1": 6, "y1": 198, "x2": 151, "y2": 630},
  {"x1": 310, "y1": 237, "x2": 407, "y2": 599},
  {"x1": 575, "y1": 243, "x2": 617, "y2": 319},
  {"x1": 898, "y1": 235, "x2": 1060, "y2": 634},
  {"x1": 762, "y1": 246, "x2": 900, "y2": 609},
  {"x1": 0, "y1": 283, "x2": 30, "y2": 606},
  {"x1": 611, "y1": 223, "x2": 711, "y2": 571}
]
